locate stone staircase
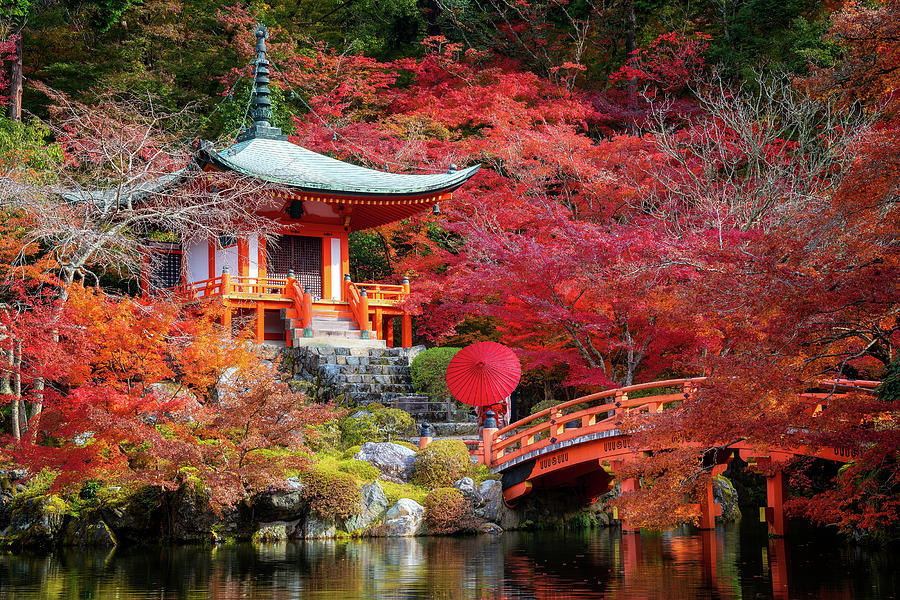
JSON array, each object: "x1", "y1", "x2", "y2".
[
  {"x1": 285, "y1": 342, "x2": 422, "y2": 405},
  {"x1": 283, "y1": 301, "x2": 371, "y2": 344}
]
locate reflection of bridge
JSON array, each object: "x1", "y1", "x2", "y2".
[{"x1": 441, "y1": 378, "x2": 879, "y2": 536}]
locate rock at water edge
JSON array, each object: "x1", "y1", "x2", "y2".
[
  {"x1": 253, "y1": 520, "x2": 301, "y2": 543},
  {"x1": 345, "y1": 481, "x2": 390, "y2": 533},
  {"x1": 381, "y1": 499, "x2": 425, "y2": 537},
  {"x1": 355, "y1": 442, "x2": 417, "y2": 483}
]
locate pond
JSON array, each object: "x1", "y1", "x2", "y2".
[{"x1": 1, "y1": 522, "x2": 897, "y2": 599}]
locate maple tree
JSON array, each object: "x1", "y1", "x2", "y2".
[{"x1": 1, "y1": 284, "x2": 336, "y2": 504}]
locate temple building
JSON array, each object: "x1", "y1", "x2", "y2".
[{"x1": 146, "y1": 24, "x2": 478, "y2": 348}]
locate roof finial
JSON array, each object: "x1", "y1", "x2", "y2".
[
  {"x1": 251, "y1": 24, "x2": 272, "y2": 128},
  {"x1": 237, "y1": 23, "x2": 286, "y2": 142}
]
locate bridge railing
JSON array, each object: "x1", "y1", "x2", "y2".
[{"x1": 488, "y1": 378, "x2": 707, "y2": 468}]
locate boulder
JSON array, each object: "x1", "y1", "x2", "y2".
[
  {"x1": 713, "y1": 475, "x2": 742, "y2": 522},
  {"x1": 169, "y1": 482, "x2": 219, "y2": 543},
  {"x1": 380, "y1": 499, "x2": 425, "y2": 537},
  {"x1": 255, "y1": 480, "x2": 307, "y2": 522},
  {"x1": 252, "y1": 520, "x2": 300, "y2": 543},
  {"x1": 345, "y1": 481, "x2": 390, "y2": 533},
  {"x1": 63, "y1": 520, "x2": 117, "y2": 547},
  {"x1": 478, "y1": 522, "x2": 503, "y2": 535},
  {"x1": 453, "y1": 477, "x2": 484, "y2": 508},
  {"x1": 354, "y1": 442, "x2": 416, "y2": 483},
  {"x1": 475, "y1": 480, "x2": 501, "y2": 523},
  {"x1": 302, "y1": 515, "x2": 337, "y2": 539},
  {"x1": 2, "y1": 495, "x2": 67, "y2": 548}
]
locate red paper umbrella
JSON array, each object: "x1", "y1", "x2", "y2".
[{"x1": 446, "y1": 342, "x2": 522, "y2": 407}]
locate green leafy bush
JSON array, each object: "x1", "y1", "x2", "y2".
[
  {"x1": 424, "y1": 487, "x2": 475, "y2": 534},
  {"x1": 338, "y1": 406, "x2": 415, "y2": 447},
  {"x1": 301, "y1": 467, "x2": 361, "y2": 520},
  {"x1": 878, "y1": 359, "x2": 900, "y2": 403},
  {"x1": 412, "y1": 439, "x2": 471, "y2": 488},
  {"x1": 410, "y1": 347, "x2": 461, "y2": 399}
]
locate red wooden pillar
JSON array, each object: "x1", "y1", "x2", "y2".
[
  {"x1": 256, "y1": 305, "x2": 265, "y2": 344},
  {"x1": 401, "y1": 312, "x2": 412, "y2": 348},
  {"x1": 222, "y1": 302, "x2": 232, "y2": 337},
  {"x1": 698, "y1": 477, "x2": 721, "y2": 530},
  {"x1": 620, "y1": 477, "x2": 640, "y2": 533},
  {"x1": 374, "y1": 308, "x2": 383, "y2": 340},
  {"x1": 766, "y1": 470, "x2": 788, "y2": 537},
  {"x1": 385, "y1": 317, "x2": 394, "y2": 347}
]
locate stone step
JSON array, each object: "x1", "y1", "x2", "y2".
[
  {"x1": 310, "y1": 318, "x2": 357, "y2": 331},
  {"x1": 305, "y1": 329, "x2": 363, "y2": 339}
]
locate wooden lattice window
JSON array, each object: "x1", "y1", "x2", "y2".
[
  {"x1": 149, "y1": 251, "x2": 182, "y2": 290},
  {"x1": 268, "y1": 235, "x2": 322, "y2": 298}
]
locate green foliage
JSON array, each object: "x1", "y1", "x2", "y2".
[
  {"x1": 424, "y1": 487, "x2": 474, "y2": 534},
  {"x1": 301, "y1": 467, "x2": 361, "y2": 520},
  {"x1": 208, "y1": 82, "x2": 296, "y2": 142},
  {"x1": 469, "y1": 464, "x2": 498, "y2": 485},
  {"x1": 341, "y1": 445, "x2": 362, "y2": 460},
  {"x1": 412, "y1": 439, "x2": 471, "y2": 488},
  {"x1": 349, "y1": 231, "x2": 393, "y2": 282},
  {"x1": 338, "y1": 406, "x2": 415, "y2": 447},
  {"x1": 0, "y1": 118, "x2": 63, "y2": 183},
  {"x1": 706, "y1": 0, "x2": 834, "y2": 75},
  {"x1": 379, "y1": 480, "x2": 429, "y2": 506},
  {"x1": 306, "y1": 421, "x2": 342, "y2": 453},
  {"x1": 410, "y1": 347, "x2": 461, "y2": 400},
  {"x1": 311, "y1": 453, "x2": 381, "y2": 482},
  {"x1": 878, "y1": 360, "x2": 900, "y2": 403}
]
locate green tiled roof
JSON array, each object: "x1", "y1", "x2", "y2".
[{"x1": 210, "y1": 137, "x2": 479, "y2": 196}]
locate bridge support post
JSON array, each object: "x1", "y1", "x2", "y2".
[
  {"x1": 620, "y1": 477, "x2": 640, "y2": 533},
  {"x1": 699, "y1": 476, "x2": 722, "y2": 530},
  {"x1": 765, "y1": 470, "x2": 788, "y2": 537}
]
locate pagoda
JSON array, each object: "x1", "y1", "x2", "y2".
[{"x1": 148, "y1": 24, "x2": 478, "y2": 348}]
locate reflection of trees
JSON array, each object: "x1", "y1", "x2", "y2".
[{"x1": 0, "y1": 527, "x2": 891, "y2": 599}]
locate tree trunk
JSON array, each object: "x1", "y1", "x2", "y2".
[
  {"x1": 7, "y1": 29, "x2": 23, "y2": 121},
  {"x1": 14, "y1": 340, "x2": 26, "y2": 434},
  {"x1": 9, "y1": 339, "x2": 19, "y2": 441},
  {"x1": 29, "y1": 377, "x2": 43, "y2": 442},
  {"x1": 625, "y1": 0, "x2": 636, "y2": 101}
]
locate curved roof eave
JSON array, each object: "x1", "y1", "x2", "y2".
[{"x1": 205, "y1": 137, "x2": 480, "y2": 198}]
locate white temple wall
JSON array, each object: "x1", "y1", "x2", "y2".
[
  {"x1": 330, "y1": 237, "x2": 341, "y2": 300},
  {"x1": 248, "y1": 235, "x2": 260, "y2": 278},
  {"x1": 215, "y1": 245, "x2": 239, "y2": 277},
  {"x1": 184, "y1": 240, "x2": 208, "y2": 284}
]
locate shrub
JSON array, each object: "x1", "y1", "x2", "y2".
[
  {"x1": 424, "y1": 487, "x2": 475, "y2": 534},
  {"x1": 338, "y1": 459, "x2": 380, "y2": 481},
  {"x1": 380, "y1": 481, "x2": 429, "y2": 506},
  {"x1": 301, "y1": 467, "x2": 361, "y2": 520},
  {"x1": 338, "y1": 406, "x2": 416, "y2": 447},
  {"x1": 412, "y1": 439, "x2": 471, "y2": 488},
  {"x1": 410, "y1": 347, "x2": 461, "y2": 400}
]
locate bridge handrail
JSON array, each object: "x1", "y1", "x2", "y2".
[{"x1": 494, "y1": 377, "x2": 707, "y2": 438}]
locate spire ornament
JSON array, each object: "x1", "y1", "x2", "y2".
[{"x1": 237, "y1": 23, "x2": 287, "y2": 142}]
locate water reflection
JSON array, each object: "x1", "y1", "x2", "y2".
[{"x1": 0, "y1": 524, "x2": 896, "y2": 599}]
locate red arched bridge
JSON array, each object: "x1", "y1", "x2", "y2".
[{"x1": 420, "y1": 377, "x2": 879, "y2": 536}]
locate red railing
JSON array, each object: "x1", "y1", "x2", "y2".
[
  {"x1": 284, "y1": 276, "x2": 312, "y2": 332},
  {"x1": 481, "y1": 377, "x2": 882, "y2": 469},
  {"x1": 346, "y1": 280, "x2": 371, "y2": 335},
  {"x1": 228, "y1": 275, "x2": 287, "y2": 296},
  {"x1": 163, "y1": 271, "x2": 415, "y2": 347},
  {"x1": 487, "y1": 378, "x2": 705, "y2": 468},
  {"x1": 355, "y1": 282, "x2": 409, "y2": 303},
  {"x1": 165, "y1": 275, "x2": 224, "y2": 300}
]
